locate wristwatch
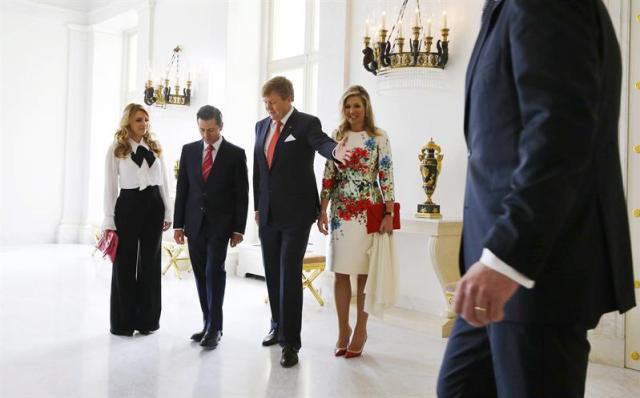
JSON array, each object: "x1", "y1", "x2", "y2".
[{"x1": 384, "y1": 211, "x2": 393, "y2": 217}]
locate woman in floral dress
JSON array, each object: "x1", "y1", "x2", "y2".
[{"x1": 317, "y1": 85, "x2": 395, "y2": 358}]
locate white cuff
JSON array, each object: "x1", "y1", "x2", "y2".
[
  {"x1": 102, "y1": 217, "x2": 116, "y2": 231},
  {"x1": 480, "y1": 248, "x2": 535, "y2": 289},
  {"x1": 331, "y1": 147, "x2": 344, "y2": 165}
]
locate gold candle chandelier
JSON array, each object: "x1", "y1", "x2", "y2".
[
  {"x1": 144, "y1": 45, "x2": 192, "y2": 107},
  {"x1": 362, "y1": 0, "x2": 450, "y2": 76}
]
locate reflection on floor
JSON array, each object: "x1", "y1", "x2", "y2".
[{"x1": 0, "y1": 245, "x2": 638, "y2": 398}]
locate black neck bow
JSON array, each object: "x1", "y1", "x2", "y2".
[{"x1": 131, "y1": 145, "x2": 156, "y2": 168}]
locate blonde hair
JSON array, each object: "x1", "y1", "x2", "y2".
[
  {"x1": 113, "y1": 103, "x2": 162, "y2": 158},
  {"x1": 336, "y1": 85, "x2": 380, "y2": 141}
]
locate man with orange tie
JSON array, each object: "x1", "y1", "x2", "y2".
[
  {"x1": 254, "y1": 76, "x2": 351, "y2": 367},
  {"x1": 174, "y1": 105, "x2": 248, "y2": 350}
]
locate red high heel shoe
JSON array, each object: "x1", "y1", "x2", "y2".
[
  {"x1": 345, "y1": 334, "x2": 367, "y2": 359},
  {"x1": 334, "y1": 327, "x2": 352, "y2": 357}
]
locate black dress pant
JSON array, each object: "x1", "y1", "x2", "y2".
[
  {"x1": 111, "y1": 186, "x2": 164, "y2": 334},
  {"x1": 259, "y1": 223, "x2": 312, "y2": 350},
  {"x1": 437, "y1": 317, "x2": 590, "y2": 398},
  {"x1": 187, "y1": 231, "x2": 229, "y2": 333}
]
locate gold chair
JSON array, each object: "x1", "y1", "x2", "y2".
[
  {"x1": 302, "y1": 255, "x2": 326, "y2": 306},
  {"x1": 262, "y1": 254, "x2": 327, "y2": 306},
  {"x1": 443, "y1": 282, "x2": 458, "y2": 338},
  {"x1": 91, "y1": 228, "x2": 102, "y2": 256},
  {"x1": 162, "y1": 242, "x2": 192, "y2": 279}
]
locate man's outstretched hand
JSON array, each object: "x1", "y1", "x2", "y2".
[{"x1": 334, "y1": 137, "x2": 352, "y2": 164}]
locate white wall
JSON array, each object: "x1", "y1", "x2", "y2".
[{"x1": 0, "y1": 1, "x2": 86, "y2": 244}]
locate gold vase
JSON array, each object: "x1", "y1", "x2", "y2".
[
  {"x1": 416, "y1": 138, "x2": 444, "y2": 218},
  {"x1": 174, "y1": 160, "x2": 180, "y2": 179}
]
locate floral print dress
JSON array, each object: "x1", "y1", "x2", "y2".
[{"x1": 321, "y1": 129, "x2": 395, "y2": 275}]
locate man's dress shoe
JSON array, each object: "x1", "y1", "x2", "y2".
[
  {"x1": 200, "y1": 330, "x2": 222, "y2": 349},
  {"x1": 190, "y1": 330, "x2": 206, "y2": 342},
  {"x1": 262, "y1": 328, "x2": 278, "y2": 346},
  {"x1": 280, "y1": 346, "x2": 299, "y2": 368},
  {"x1": 110, "y1": 328, "x2": 133, "y2": 337}
]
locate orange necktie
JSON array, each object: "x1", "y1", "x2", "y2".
[{"x1": 266, "y1": 120, "x2": 282, "y2": 168}]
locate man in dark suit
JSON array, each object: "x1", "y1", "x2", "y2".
[
  {"x1": 174, "y1": 105, "x2": 249, "y2": 350},
  {"x1": 437, "y1": 1, "x2": 636, "y2": 396},
  {"x1": 254, "y1": 76, "x2": 350, "y2": 367}
]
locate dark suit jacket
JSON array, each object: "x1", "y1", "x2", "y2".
[
  {"x1": 463, "y1": 0, "x2": 635, "y2": 326},
  {"x1": 253, "y1": 109, "x2": 336, "y2": 228},
  {"x1": 174, "y1": 138, "x2": 249, "y2": 239}
]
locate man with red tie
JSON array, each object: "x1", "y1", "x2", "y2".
[
  {"x1": 174, "y1": 105, "x2": 249, "y2": 350},
  {"x1": 254, "y1": 76, "x2": 350, "y2": 367}
]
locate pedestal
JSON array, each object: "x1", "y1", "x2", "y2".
[{"x1": 401, "y1": 217, "x2": 462, "y2": 337}]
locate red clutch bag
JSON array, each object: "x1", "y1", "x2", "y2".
[
  {"x1": 96, "y1": 230, "x2": 119, "y2": 263},
  {"x1": 366, "y1": 202, "x2": 401, "y2": 234}
]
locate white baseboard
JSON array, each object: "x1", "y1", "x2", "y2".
[{"x1": 56, "y1": 223, "x2": 94, "y2": 244}]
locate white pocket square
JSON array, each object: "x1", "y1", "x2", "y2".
[{"x1": 284, "y1": 135, "x2": 296, "y2": 142}]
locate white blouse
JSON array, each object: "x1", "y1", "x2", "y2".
[{"x1": 102, "y1": 139, "x2": 173, "y2": 230}]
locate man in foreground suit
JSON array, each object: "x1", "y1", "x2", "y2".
[
  {"x1": 174, "y1": 105, "x2": 249, "y2": 350},
  {"x1": 254, "y1": 76, "x2": 350, "y2": 367},
  {"x1": 437, "y1": 1, "x2": 636, "y2": 396}
]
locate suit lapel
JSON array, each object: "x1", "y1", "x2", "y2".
[
  {"x1": 258, "y1": 119, "x2": 270, "y2": 168},
  {"x1": 193, "y1": 141, "x2": 205, "y2": 187},
  {"x1": 464, "y1": 0, "x2": 503, "y2": 138}
]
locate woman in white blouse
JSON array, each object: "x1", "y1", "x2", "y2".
[{"x1": 103, "y1": 103, "x2": 172, "y2": 336}]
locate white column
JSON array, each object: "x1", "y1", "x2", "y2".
[
  {"x1": 401, "y1": 218, "x2": 462, "y2": 337},
  {"x1": 137, "y1": 0, "x2": 155, "y2": 83},
  {"x1": 588, "y1": 0, "x2": 632, "y2": 369},
  {"x1": 623, "y1": 2, "x2": 640, "y2": 371},
  {"x1": 57, "y1": 24, "x2": 93, "y2": 244}
]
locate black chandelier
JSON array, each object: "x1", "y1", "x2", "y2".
[
  {"x1": 144, "y1": 45, "x2": 192, "y2": 107},
  {"x1": 362, "y1": 0, "x2": 450, "y2": 76}
]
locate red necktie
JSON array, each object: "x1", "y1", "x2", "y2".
[
  {"x1": 266, "y1": 120, "x2": 282, "y2": 169},
  {"x1": 202, "y1": 144, "x2": 214, "y2": 181}
]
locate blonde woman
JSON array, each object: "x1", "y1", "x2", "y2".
[
  {"x1": 103, "y1": 103, "x2": 172, "y2": 336},
  {"x1": 318, "y1": 85, "x2": 395, "y2": 358}
]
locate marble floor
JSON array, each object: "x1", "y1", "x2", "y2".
[{"x1": 0, "y1": 245, "x2": 638, "y2": 398}]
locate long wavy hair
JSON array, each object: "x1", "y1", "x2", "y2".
[
  {"x1": 335, "y1": 85, "x2": 380, "y2": 141},
  {"x1": 113, "y1": 103, "x2": 162, "y2": 158}
]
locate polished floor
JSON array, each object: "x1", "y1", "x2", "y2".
[{"x1": 0, "y1": 245, "x2": 638, "y2": 398}]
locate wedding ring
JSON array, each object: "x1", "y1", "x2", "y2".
[{"x1": 474, "y1": 306, "x2": 487, "y2": 312}]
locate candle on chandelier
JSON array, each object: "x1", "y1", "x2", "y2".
[
  {"x1": 382, "y1": 11, "x2": 387, "y2": 30},
  {"x1": 443, "y1": 11, "x2": 447, "y2": 29},
  {"x1": 414, "y1": 8, "x2": 420, "y2": 27},
  {"x1": 427, "y1": 18, "x2": 432, "y2": 37},
  {"x1": 365, "y1": 19, "x2": 370, "y2": 37},
  {"x1": 398, "y1": 20, "x2": 404, "y2": 38}
]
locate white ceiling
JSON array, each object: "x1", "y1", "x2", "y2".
[{"x1": 30, "y1": 0, "x2": 112, "y2": 13}]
